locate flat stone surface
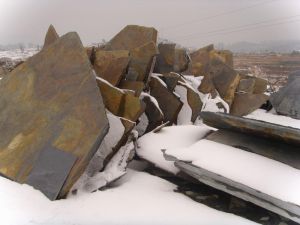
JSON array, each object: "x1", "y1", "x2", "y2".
[
  {"x1": 201, "y1": 111, "x2": 300, "y2": 146},
  {"x1": 104, "y1": 25, "x2": 157, "y2": 51},
  {"x1": 26, "y1": 147, "x2": 77, "y2": 200},
  {"x1": 206, "y1": 129, "x2": 300, "y2": 170},
  {"x1": 118, "y1": 80, "x2": 144, "y2": 97},
  {"x1": 154, "y1": 43, "x2": 176, "y2": 73},
  {"x1": 129, "y1": 41, "x2": 158, "y2": 82},
  {"x1": 97, "y1": 78, "x2": 145, "y2": 122},
  {"x1": 160, "y1": 72, "x2": 181, "y2": 91},
  {"x1": 43, "y1": 24, "x2": 59, "y2": 48},
  {"x1": 0, "y1": 32, "x2": 109, "y2": 199},
  {"x1": 149, "y1": 76, "x2": 183, "y2": 124},
  {"x1": 237, "y1": 78, "x2": 256, "y2": 93},
  {"x1": 94, "y1": 50, "x2": 130, "y2": 86},
  {"x1": 230, "y1": 93, "x2": 269, "y2": 116}
]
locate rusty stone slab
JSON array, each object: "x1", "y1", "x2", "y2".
[
  {"x1": 200, "y1": 111, "x2": 300, "y2": 146},
  {"x1": 43, "y1": 24, "x2": 59, "y2": 48},
  {"x1": 93, "y1": 50, "x2": 130, "y2": 86},
  {"x1": 0, "y1": 32, "x2": 109, "y2": 199},
  {"x1": 118, "y1": 80, "x2": 144, "y2": 97}
]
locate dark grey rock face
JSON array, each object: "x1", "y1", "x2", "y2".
[{"x1": 270, "y1": 75, "x2": 300, "y2": 120}]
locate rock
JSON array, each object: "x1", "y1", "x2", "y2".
[
  {"x1": 93, "y1": 50, "x2": 130, "y2": 86},
  {"x1": 118, "y1": 80, "x2": 144, "y2": 97},
  {"x1": 97, "y1": 77, "x2": 145, "y2": 122},
  {"x1": 128, "y1": 41, "x2": 158, "y2": 82},
  {"x1": 43, "y1": 24, "x2": 59, "y2": 48},
  {"x1": 154, "y1": 43, "x2": 176, "y2": 73},
  {"x1": 207, "y1": 59, "x2": 240, "y2": 106},
  {"x1": 139, "y1": 93, "x2": 164, "y2": 134},
  {"x1": 198, "y1": 75, "x2": 217, "y2": 97},
  {"x1": 0, "y1": 67, "x2": 6, "y2": 77},
  {"x1": 149, "y1": 75, "x2": 183, "y2": 124},
  {"x1": 160, "y1": 72, "x2": 181, "y2": 91},
  {"x1": 174, "y1": 48, "x2": 190, "y2": 73},
  {"x1": 185, "y1": 44, "x2": 214, "y2": 76},
  {"x1": 230, "y1": 93, "x2": 269, "y2": 116},
  {"x1": 86, "y1": 46, "x2": 96, "y2": 65},
  {"x1": 154, "y1": 43, "x2": 189, "y2": 73},
  {"x1": 175, "y1": 81, "x2": 203, "y2": 124},
  {"x1": 287, "y1": 70, "x2": 300, "y2": 83},
  {"x1": 104, "y1": 25, "x2": 158, "y2": 51},
  {"x1": 237, "y1": 78, "x2": 256, "y2": 93},
  {"x1": 0, "y1": 32, "x2": 109, "y2": 200},
  {"x1": 210, "y1": 49, "x2": 233, "y2": 68},
  {"x1": 270, "y1": 78, "x2": 300, "y2": 119},
  {"x1": 253, "y1": 77, "x2": 268, "y2": 94},
  {"x1": 200, "y1": 111, "x2": 300, "y2": 145},
  {"x1": 206, "y1": 129, "x2": 300, "y2": 170}
]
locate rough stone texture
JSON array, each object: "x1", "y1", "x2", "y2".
[
  {"x1": 149, "y1": 76, "x2": 183, "y2": 124},
  {"x1": 118, "y1": 80, "x2": 144, "y2": 97},
  {"x1": 97, "y1": 78, "x2": 145, "y2": 122},
  {"x1": 128, "y1": 41, "x2": 158, "y2": 82},
  {"x1": 253, "y1": 77, "x2": 268, "y2": 94},
  {"x1": 154, "y1": 43, "x2": 176, "y2": 73},
  {"x1": 198, "y1": 75, "x2": 217, "y2": 97},
  {"x1": 177, "y1": 81, "x2": 203, "y2": 122},
  {"x1": 208, "y1": 59, "x2": 240, "y2": 106},
  {"x1": 141, "y1": 94, "x2": 164, "y2": 133},
  {"x1": 230, "y1": 93, "x2": 269, "y2": 116},
  {"x1": 43, "y1": 24, "x2": 59, "y2": 48},
  {"x1": 94, "y1": 50, "x2": 130, "y2": 86},
  {"x1": 0, "y1": 67, "x2": 6, "y2": 77},
  {"x1": 237, "y1": 78, "x2": 256, "y2": 93},
  {"x1": 210, "y1": 50, "x2": 234, "y2": 68},
  {"x1": 185, "y1": 44, "x2": 213, "y2": 76},
  {"x1": 201, "y1": 111, "x2": 300, "y2": 145},
  {"x1": 0, "y1": 32, "x2": 109, "y2": 199},
  {"x1": 160, "y1": 72, "x2": 181, "y2": 91},
  {"x1": 270, "y1": 78, "x2": 300, "y2": 119},
  {"x1": 154, "y1": 43, "x2": 189, "y2": 74},
  {"x1": 104, "y1": 25, "x2": 158, "y2": 51}
]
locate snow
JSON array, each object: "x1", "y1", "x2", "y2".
[
  {"x1": 137, "y1": 125, "x2": 212, "y2": 174},
  {"x1": 183, "y1": 75, "x2": 203, "y2": 90},
  {"x1": 70, "y1": 142, "x2": 135, "y2": 194},
  {"x1": 174, "y1": 84, "x2": 193, "y2": 125},
  {"x1": 0, "y1": 169, "x2": 257, "y2": 225},
  {"x1": 166, "y1": 139, "x2": 300, "y2": 206},
  {"x1": 245, "y1": 109, "x2": 300, "y2": 129},
  {"x1": 150, "y1": 73, "x2": 168, "y2": 88},
  {"x1": 96, "y1": 76, "x2": 125, "y2": 93},
  {"x1": 140, "y1": 92, "x2": 163, "y2": 116},
  {"x1": 0, "y1": 48, "x2": 38, "y2": 61},
  {"x1": 201, "y1": 93, "x2": 229, "y2": 113},
  {"x1": 135, "y1": 112, "x2": 149, "y2": 136}
]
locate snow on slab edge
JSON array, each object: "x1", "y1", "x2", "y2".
[
  {"x1": 137, "y1": 125, "x2": 212, "y2": 174},
  {"x1": 166, "y1": 139, "x2": 300, "y2": 206},
  {"x1": 245, "y1": 109, "x2": 300, "y2": 130}
]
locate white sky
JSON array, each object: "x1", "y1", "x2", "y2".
[{"x1": 0, "y1": 0, "x2": 299, "y2": 47}]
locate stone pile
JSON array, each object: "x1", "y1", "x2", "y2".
[{"x1": 0, "y1": 24, "x2": 274, "y2": 201}]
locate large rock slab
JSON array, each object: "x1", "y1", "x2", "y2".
[
  {"x1": 104, "y1": 25, "x2": 158, "y2": 51},
  {"x1": 206, "y1": 129, "x2": 300, "y2": 170},
  {"x1": 0, "y1": 32, "x2": 109, "y2": 199},
  {"x1": 93, "y1": 50, "x2": 130, "y2": 86},
  {"x1": 154, "y1": 43, "x2": 189, "y2": 73},
  {"x1": 230, "y1": 93, "x2": 269, "y2": 116},
  {"x1": 97, "y1": 77, "x2": 145, "y2": 122},
  {"x1": 128, "y1": 41, "x2": 158, "y2": 82},
  {"x1": 118, "y1": 80, "x2": 144, "y2": 97},
  {"x1": 43, "y1": 24, "x2": 59, "y2": 48},
  {"x1": 149, "y1": 75, "x2": 183, "y2": 124},
  {"x1": 270, "y1": 75, "x2": 300, "y2": 119},
  {"x1": 201, "y1": 111, "x2": 300, "y2": 145},
  {"x1": 209, "y1": 59, "x2": 240, "y2": 106}
]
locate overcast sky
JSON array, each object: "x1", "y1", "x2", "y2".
[{"x1": 0, "y1": 0, "x2": 299, "y2": 47}]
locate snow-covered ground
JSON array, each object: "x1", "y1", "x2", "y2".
[
  {"x1": 0, "y1": 168, "x2": 257, "y2": 225},
  {"x1": 0, "y1": 48, "x2": 38, "y2": 61}
]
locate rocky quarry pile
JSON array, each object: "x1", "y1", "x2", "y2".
[{"x1": 0, "y1": 24, "x2": 300, "y2": 224}]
